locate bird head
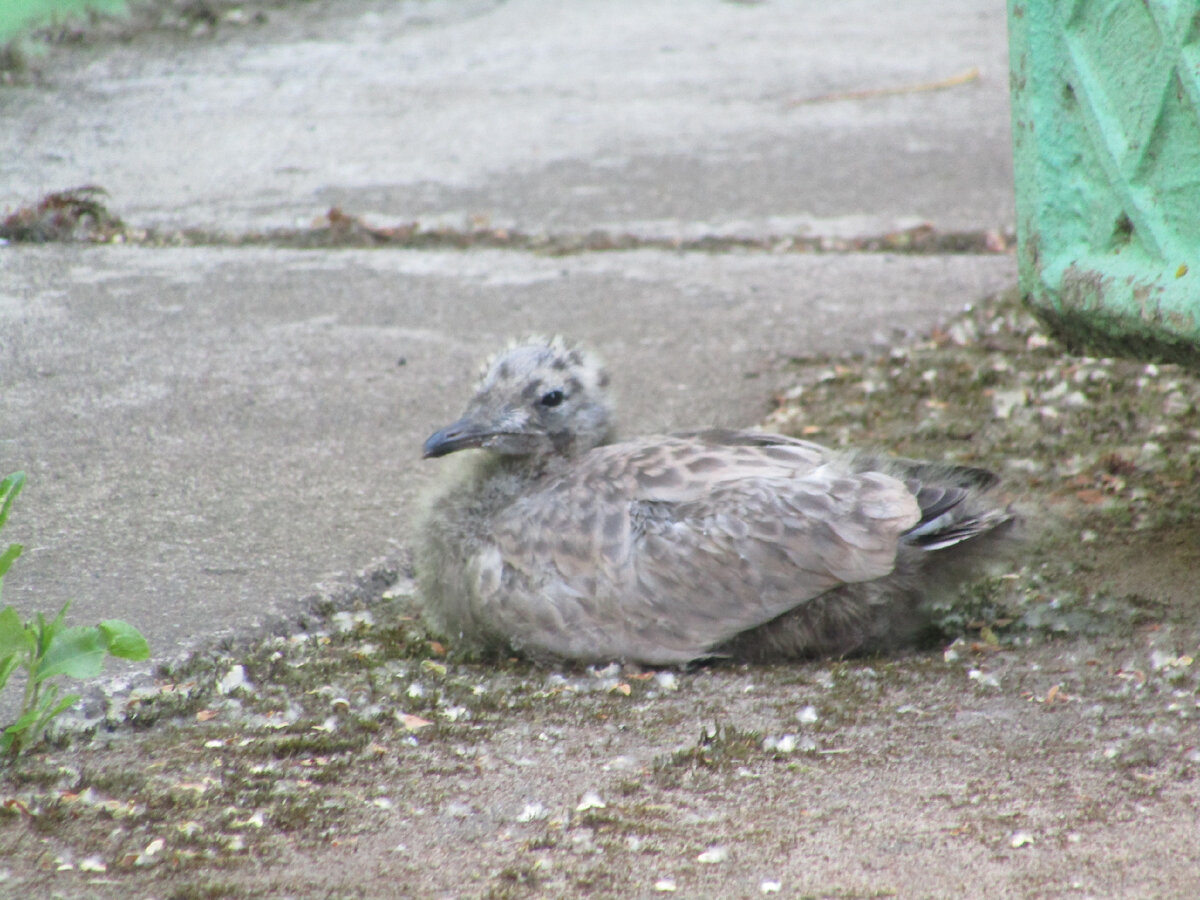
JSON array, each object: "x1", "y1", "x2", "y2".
[{"x1": 423, "y1": 336, "x2": 615, "y2": 461}]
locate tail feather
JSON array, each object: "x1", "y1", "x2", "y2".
[
  {"x1": 905, "y1": 507, "x2": 1013, "y2": 550},
  {"x1": 899, "y1": 465, "x2": 1014, "y2": 551},
  {"x1": 906, "y1": 483, "x2": 968, "y2": 526}
]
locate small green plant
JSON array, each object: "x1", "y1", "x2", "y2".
[{"x1": 0, "y1": 471, "x2": 150, "y2": 759}]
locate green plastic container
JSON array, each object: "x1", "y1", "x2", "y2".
[
  {"x1": 0, "y1": 0, "x2": 128, "y2": 45},
  {"x1": 1008, "y1": 0, "x2": 1200, "y2": 367}
]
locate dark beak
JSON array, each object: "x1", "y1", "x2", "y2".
[{"x1": 422, "y1": 417, "x2": 490, "y2": 458}]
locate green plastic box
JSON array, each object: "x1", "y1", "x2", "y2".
[{"x1": 1008, "y1": 0, "x2": 1200, "y2": 366}]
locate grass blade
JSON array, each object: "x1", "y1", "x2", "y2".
[{"x1": 0, "y1": 472, "x2": 25, "y2": 531}]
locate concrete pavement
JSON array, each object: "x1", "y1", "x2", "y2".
[
  {"x1": 1, "y1": 0, "x2": 1013, "y2": 235},
  {"x1": 1, "y1": 0, "x2": 1016, "y2": 686}
]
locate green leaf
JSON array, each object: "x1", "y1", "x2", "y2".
[
  {"x1": 0, "y1": 686, "x2": 78, "y2": 757},
  {"x1": 29, "y1": 688, "x2": 79, "y2": 737},
  {"x1": 30, "y1": 679, "x2": 60, "y2": 714},
  {"x1": 34, "y1": 625, "x2": 105, "y2": 682},
  {"x1": 33, "y1": 602, "x2": 71, "y2": 657},
  {"x1": 2, "y1": 704, "x2": 41, "y2": 739},
  {"x1": 1, "y1": 720, "x2": 26, "y2": 755},
  {"x1": 0, "y1": 543, "x2": 21, "y2": 579},
  {"x1": 0, "y1": 472, "x2": 25, "y2": 532},
  {"x1": 0, "y1": 654, "x2": 20, "y2": 693},
  {"x1": 0, "y1": 606, "x2": 34, "y2": 660},
  {"x1": 48, "y1": 692, "x2": 80, "y2": 719},
  {"x1": 99, "y1": 620, "x2": 150, "y2": 661}
]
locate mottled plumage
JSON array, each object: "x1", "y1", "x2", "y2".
[{"x1": 415, "y1": 337, "x2": 1012, "y2": 665}]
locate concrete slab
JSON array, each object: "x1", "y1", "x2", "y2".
[
  {"x1": 1, "y1": 245, "x2": 1016, "y2": 664},
  {"x1": 0, "y1": 0, "x2": 1013, "y2": 236}
]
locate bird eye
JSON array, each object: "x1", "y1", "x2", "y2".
[{"x1": 540, "y1": 389, "x2": 565, "y2": 408}]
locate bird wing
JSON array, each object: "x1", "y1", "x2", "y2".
[{"x1": 484, "y1": 430, "x2": 922, "y2": 664}]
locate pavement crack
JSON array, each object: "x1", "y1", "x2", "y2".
[{"x1": 1, "y1": 190, "x2": 1014, "y2": 256}]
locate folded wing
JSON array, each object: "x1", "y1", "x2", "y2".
[{"x1": 484, "y1": 431, "x2": 923, "y2": 664}]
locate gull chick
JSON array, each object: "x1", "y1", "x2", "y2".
[{"x1": 415, "y1": 337, "x2": 1012, "y2": 666}]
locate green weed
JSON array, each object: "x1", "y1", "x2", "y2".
[{"x1": 0, "y1": 471, "x2": 151, "y2": 760}]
